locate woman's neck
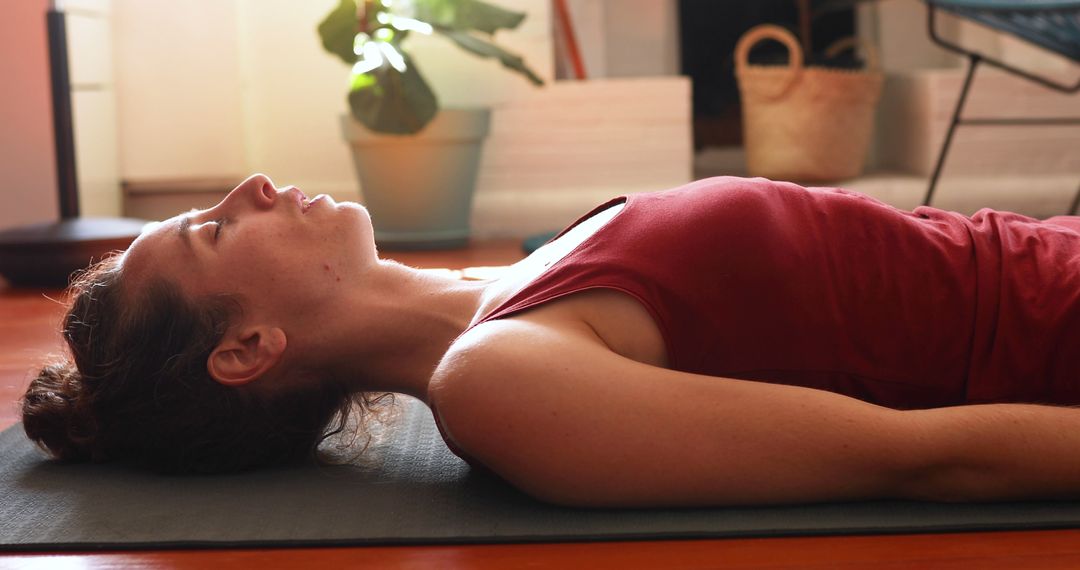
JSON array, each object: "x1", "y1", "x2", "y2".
[{"x1": 318, "y1": 259, "x2": 491, "y2": 403}]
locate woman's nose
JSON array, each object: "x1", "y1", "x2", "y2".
[{"x1": 231, "y1": 173, "x2": 276, "y2": 208}]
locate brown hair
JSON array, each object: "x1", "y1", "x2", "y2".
[{"x1": 21, "y1": 254, "x2": 387, "y2": 474}]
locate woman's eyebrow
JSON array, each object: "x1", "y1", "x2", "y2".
[{"x1": 177, "y1": 215, "x2": 192, "y2": 248}]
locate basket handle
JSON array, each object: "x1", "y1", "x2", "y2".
[
  {"x1": 823, "y1": 36, "x2": 881, "y2": 71},
  {"x1": 734, "y1": 24, "x2": 804, "y2": 100}
]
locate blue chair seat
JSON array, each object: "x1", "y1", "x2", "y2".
[{"x1": 928, "y1": 0, "x2": 1080, "y2": 61}]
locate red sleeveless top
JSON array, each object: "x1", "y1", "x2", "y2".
[{"x1": 433, "y1": 177, "x2": 1080, "y2": 461}]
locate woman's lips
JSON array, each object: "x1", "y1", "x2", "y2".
[
  {"x1": 302, "y1": 194, "x2": 330, "y2": 214},
  {"x1": 287, "y1": 186, "x2": 308, "y2": 212}
]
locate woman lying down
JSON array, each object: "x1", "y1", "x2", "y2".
[{"x1": 21, "y1": 174, "x2": 1080, "y2": 507}]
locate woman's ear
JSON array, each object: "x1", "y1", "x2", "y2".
[{"x1": 207, "y1": 326, "x2": 287, "y2": 386}]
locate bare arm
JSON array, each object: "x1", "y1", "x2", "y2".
[
  {"x1": 907, "y1": 403, "x2": 1080, "y2": 502},
  {"x1": 432, "y1": 320, "x2": 1080, "y2": 507},
  {"x1": 432, "y1": 321, "x2": 927, "y2": 507}
]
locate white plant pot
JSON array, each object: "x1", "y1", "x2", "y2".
[{"x1": 340, "y1": 108, "x2": 491, "y2": 250}]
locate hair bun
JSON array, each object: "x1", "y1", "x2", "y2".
[{"x1": 22, "y1": 362, "x2": 98, "y2": 461}]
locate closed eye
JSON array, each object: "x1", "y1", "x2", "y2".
[{"x1": 213, "y1": 218, "x2": 226, "y2": 240}]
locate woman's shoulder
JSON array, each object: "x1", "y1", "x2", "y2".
[
  {"x1": 428, "y1": 318, "x2": 627, "y2": 502},
  {"x1": 427, "y1": 320, "x2": 555, "y2": 463},
  {"x1": 431, "y1": 286, "x2": 670, "y2": 409},
  {"x1": 430, "y1": 319, "x2": 561, "y2": 403},
  {"x1": 429, "y1": 317, "x2": 608, "y2": 433}
]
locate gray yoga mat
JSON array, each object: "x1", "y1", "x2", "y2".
[{"x1": 4, "y1": 397, "x2": 1080, "y2": 551}]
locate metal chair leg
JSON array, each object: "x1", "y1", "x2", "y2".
[{"x1": 923, "y1": 54, "x2": 981, "y2": 208}]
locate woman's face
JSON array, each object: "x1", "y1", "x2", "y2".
[{"x1": 121, "y1": 174, "x2": 376, "y2": 317}]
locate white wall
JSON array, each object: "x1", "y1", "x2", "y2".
[
  {"x1": 109, "y1": 0, "x2": 697, "y2": 236},
  {"x1": 563, "y1": 0, "x2": 680, "y2": 79},
  {"x1": 67, "y1": 0, "x2": 121, "y2": 217},
  {"x1": 113, "y1": 0, "x2": 556, "y2": 197},
  {"x1": 113, "y1": 0, "x2": 247, "y2": 180},
  {"x1": 400, "y1": 0, "x2": 555, "y2": 106},
  {"x1": 0, "y1": 0, "x2": 59, "y2": 229},
  {"x1": 602, "y1": 0, "x2": 679, "y2": 78},
  {"x1": 232, "y1": 0, "x2": 554, "y2": 197},
  {"x1": 860, "y1": 0, "x2": 960, "y2": 73},
  {"x1": 232, "y1": 0, "x2": 356, "y2": 197}
]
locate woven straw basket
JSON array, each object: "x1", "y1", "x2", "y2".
[{"x1": 735, "y1": 24, "x2": 883, "y2": 181}]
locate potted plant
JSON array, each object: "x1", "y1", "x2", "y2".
[{"x1": 318, "y1": 0, "x2": 544, "y2": 249}]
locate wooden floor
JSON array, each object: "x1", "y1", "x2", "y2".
[{"x1": 4, "y1": 240, "x2": 1080, "y2": 569}]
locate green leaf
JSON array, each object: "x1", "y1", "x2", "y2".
[
  {"x1": 348, "y1": 54, "x2": 439, "y2": 134},
  {"x1": 318, "y1": 0, "x2": 360, "y2": 65},
  {"x1": 413, "y1": 0, "x2": 525, "y2": 35},
  {"x1": 435, "y1": 28, "x2": 544, "y2": 86},
  {"x1": 350, "y1": 71, "x2": 377, "y2": 91}
]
